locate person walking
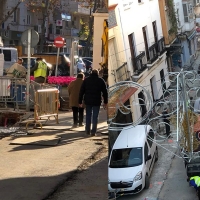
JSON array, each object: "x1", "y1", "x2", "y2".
[
  {"x1": 188, "y1": 176, "x2": 200, "y2": 199},
  {"x1": 79, "y1": 69, "x2": 108, "y2": 136},
  {"x1": 30, "y1": 57, "x2": 48, "y2": 83},
  {"x1": 68, "y1": 73, "x2": 85, "y2": 128},
  {"x1": 162, "y1": 107, "x2": 172, "y2": 138}
]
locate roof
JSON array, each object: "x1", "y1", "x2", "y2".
[{"x1": 113, "y1": 125, "x2": 151, "y2": 149}]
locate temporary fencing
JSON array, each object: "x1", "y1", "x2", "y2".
[
  {"x1": 0, "y1": 77, "x2": 64, "y2": 132},
  {"x1": 0, "y1": 76, "x2": 26, "y2": 109}
]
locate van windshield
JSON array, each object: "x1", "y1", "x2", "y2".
[{"x1": 109, "y1": 148, "x2": 143, "y2": 168}]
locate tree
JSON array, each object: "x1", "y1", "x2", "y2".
[
  {"x1": 25, "y1": 0, "x2": 63, "y2": 52},
  {"x1": 0, "y1": 0, "x2": 24, "y2": 27}
]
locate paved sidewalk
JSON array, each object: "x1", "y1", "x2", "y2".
[{"x1": 0, "y1": 108, "x2": 108, "y2": 200}]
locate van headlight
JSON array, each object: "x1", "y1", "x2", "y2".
[{"x1": 134, "y1": 171, "x2": 142, "y2": 182}]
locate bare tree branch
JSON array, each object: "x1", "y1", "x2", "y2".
[{"x1": 0, "y1": 1, "x2": 21, "y2": 26}]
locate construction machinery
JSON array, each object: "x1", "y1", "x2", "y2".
[{"x1": 99, "y1": 19, "x2": 108, "y2": 83}]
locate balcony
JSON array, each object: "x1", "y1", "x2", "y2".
[
  {"x1": 115, "y1": 62, "x2": 131, "y2": 81},
  {"x1": 132, "y1": 51, "x2": 147, "y2": 79},
  {"x1": 147, "y1": 37, "x2": 166, "y2": 68},
  {"x1": 157, "y1": 37, "x2": 166, "y2": 56},
  {"x1": 148, "y1": 43, "x2": 158, "y2": 64}
]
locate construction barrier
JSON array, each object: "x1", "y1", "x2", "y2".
[
  {"x1": 0, "y1": 76, "x2": 26, "y2": 109},
  {"x1": 26, "y1": 88, "x2": 59, "y2": 129}
]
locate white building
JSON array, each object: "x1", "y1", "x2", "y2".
[{"x1": 108, "y1": 0, "x2": 170, "y2": 123}]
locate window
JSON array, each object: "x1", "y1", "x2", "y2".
[
  {"x1": 152, "y1": 21, "x2": 158, "y2": 43},
  {"x1": 3, "y1": 50, "x2": 11, "y2": 61},
  {"x1": 142, "y1": 26, "x2": 150, "y2": 60},
  {"x1": 182, "y1": 3, "x2": 193, "y2": 22},
  {"x1": 13, "y1": 8, "x2": 20, "y2": 23},
  {"x1": 109, "y1": 148, "x2": 143, "y2": 168},
  {"x1": 128, "y1": 33, "x2": 136, "y2": 70},
  {"x1": 138, "y1": 91, "x2": 147, "y2": 117},
  {"x1": 109, "y1": 38, "x2": 118, "y2": 73},
  {"x1": 147, "y1": 130, "x2": 154, "y2": 147},
  {"x1": 108, "y1": 9, "x2": 117, "y2": 28},
  {"x1": 27, "y1": 15, "x2": 31, "y2": 25}
]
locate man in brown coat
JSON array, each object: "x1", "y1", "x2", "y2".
[{"x1": 68, "y1": 73, "x2": 85, "y2": 128}]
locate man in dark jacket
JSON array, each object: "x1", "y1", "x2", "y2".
[{"x1": 79, "y1": 69, "x2": 108, "y2": 136}]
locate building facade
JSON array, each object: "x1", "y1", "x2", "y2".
[
  {"x1": 0, "y1": 0, "x2": 90, "y2": 56},
  {"x1": 108, "y1": 0, "x2": 169, "y2": 123}
]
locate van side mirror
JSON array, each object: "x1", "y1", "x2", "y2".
[{"x1": 146, "y1": 155, "x2": 151, "y2": 162}]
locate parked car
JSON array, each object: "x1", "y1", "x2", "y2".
[
  {"x1": 32, "y1": 53, "x2": 71, "y2": 76},
  {"x1": 75, "y1": 57, "x2": 93, "y2": 74},
  {"x1": 75, "y1": 57, "x2": 86, "y2": 73},
  {"x1": 108, "y1": 125, "x2": 158, "y2": 195},
  {"x1": 82, "y1": 57, "x2": 93, "y2": 70}
]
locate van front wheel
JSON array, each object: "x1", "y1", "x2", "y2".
[{"x1": 145, "y1": 175, "x2": 150, "y2": 189}]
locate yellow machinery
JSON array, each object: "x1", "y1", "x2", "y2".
[{"x1": 100, "y1": 19, "x2": 108, "y2": 83}]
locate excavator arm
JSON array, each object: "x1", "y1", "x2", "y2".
[{"x1": 99, "y1": 19, "x2": 108, "y2": 83}]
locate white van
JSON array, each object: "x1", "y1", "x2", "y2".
[
  {"x1": 0, "y1": 47, "x2": 18, "y2": 69},
  {"x1": 108, "y1": 125, "x2": 158, "y2": 195}
]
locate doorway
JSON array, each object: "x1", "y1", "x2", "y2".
[{"x1": 138, "y1": 91, "x2": 147, "y2": 117}]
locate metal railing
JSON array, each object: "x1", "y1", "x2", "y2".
[
  {"x1": 148, "y1": 43, "x2": 158, "y2": 64},
  {"x1": 133, "y1": 51, "x2": 147, "y2": 74},
  {"x1": 157, "y1": 37, "x2": 166, "y2": 56},
  {"x1": 0, "y1": 76, "x2": 26, "y2": 110},
  {"x1": 115, "y1": 62, "x2": 130, "y2": 82}
]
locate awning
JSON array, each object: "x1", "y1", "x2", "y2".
[{"x1": 108, "y1": 86, "x2": 138, "y2": 119}]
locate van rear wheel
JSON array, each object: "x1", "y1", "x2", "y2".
[{"x1": 145, "y1": 175, "x2": 150, "y2": 189}]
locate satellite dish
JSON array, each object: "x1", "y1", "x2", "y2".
[{"x1": 21, "y1": 29, "x2": 39, "y2": 48}]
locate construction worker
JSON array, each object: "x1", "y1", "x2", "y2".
[
  {"x1": 6, "y1": 58, "x2": 27, "y2": 78},
  {"x1": 30, "y1": 57, "x2": 48, "y2": 83},
  {"x1": 188, "y1": 176, "x2": 200, "y2": 199}
]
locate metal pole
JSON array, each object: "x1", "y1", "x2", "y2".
[
  {"x1": 70, "y1": 46, "x2": 73, "y2": 76},
  {"x1": 180, "y1": 71, "x2": 192, "y2": 157},
  {"x1": 72, "y1": 42, "x2": 76, "y2": 76},
  {"x1": 26, "y1": 29, "x2": 31, "y2": 111},
  {"x1": 70, "y1": 41, "x2": 75, "y2": 76},
  {"x1": 55, "y1": 47, "x2": 60, "y2": 76}
]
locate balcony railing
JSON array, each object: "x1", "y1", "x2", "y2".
[
  {"x1": 148, "y1": 43, "x2": 158, "y2": 64},
  {"x1": 147, "y1": 37, "x2": 166, "y2": 65},
  {"x1": 157, "y1": 37, "x2": 166, "y2": 56},
  {"x1": 116, "y1": 62, "x2": 131, "y2": 81},
  {"x1": 133, "y1": 51, "x2": 147, "y2": 75}
]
